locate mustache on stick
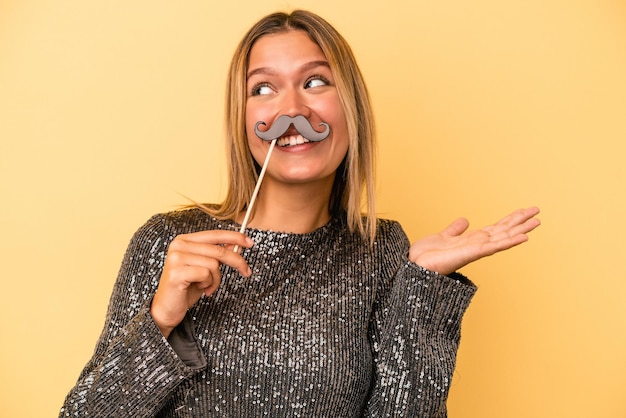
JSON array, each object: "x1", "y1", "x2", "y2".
[
  {"x1": 234, "y1": 115, "x2": 330, "y2": 253},
  {"x1": 233, "y1": 137, "x2": 277, "y2": 253},
  {"x1": 254, "y1": 115, "x2": 331, "y2": 141}
]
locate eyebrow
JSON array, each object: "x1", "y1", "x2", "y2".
[{"x1": 247, "y1": 60, "x2": 330, "y2": 80}]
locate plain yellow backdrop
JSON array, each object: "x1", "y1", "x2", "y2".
[{"x1": 1, "y1": 0, "x2": 625, "y2": 416}]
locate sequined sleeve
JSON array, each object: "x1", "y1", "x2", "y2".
[
  {"x1": 59, "y1": 215, "x2": 206, "y2": 418},
  {"x1": 364, "y1": 226, "x2": 477, "y2": 417}
]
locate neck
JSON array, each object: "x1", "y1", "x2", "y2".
[{"x1": 241, "y1": 178, "x2": 334, "y2": 234}]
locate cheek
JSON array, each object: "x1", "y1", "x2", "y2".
[
  {"x1": 246, "y1": 135, "x2": 264, "y2": 167},
  {"x1": 245, "y1": 106, "x2": 262, "y2": 152},
  {"x1": 322, "y1": 97, "x2": 348, "y2": 137},
  {"x1": 246, "y1": 129, "x2": 270, "y2": 170},
  {"x1": 245, "y1": 104, "x2": 272, "y2": 147},
  {"x1": 331, "y1": 111, "x2": 350, "y2": 148},
  {"x1": 245, "y1": 109, "x2": 257, "y2": 138}
]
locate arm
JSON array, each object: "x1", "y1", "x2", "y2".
[
  {"x1": 59, "y1": 213, "x2": 255, "y2": 417},
  {"x1": 364, "y1": 262, "x2": 476, "y2": 417},
  {"x1": 363, "y1": 207, "x2": 539, "y2": 416},
  {"x1": 59, "y1": 215, "x2": 205, "y2": 417}
]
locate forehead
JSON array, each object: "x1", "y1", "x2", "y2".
[{"x1": 248, "y1": 30, "x2": 327, "y2": 68}]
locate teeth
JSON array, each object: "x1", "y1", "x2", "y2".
[{"x1": 277, "y1": 135, "x2": 310, "y2": 147}]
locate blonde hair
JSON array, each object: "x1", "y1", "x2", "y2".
[{"x1": 209, "y1": 10, "x2": 377, "y2": 243}]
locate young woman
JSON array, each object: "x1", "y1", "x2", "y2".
[{"x1": 60, "y1": 10, "x2": 540, "y2": 417}]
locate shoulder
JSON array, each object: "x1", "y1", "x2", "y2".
[
  {"x1": 133, "y1": 206, "x2": 237, "y2": 242},
  {"x1": 373, "y1": 218, "x2": 411, "y2": 252},
  {"x1": 347, "y1": 217, "x2": 411, "y2": 278}
]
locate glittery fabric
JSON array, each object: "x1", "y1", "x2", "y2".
[{"x1": 60, "y1": 208, "x2": 476, "y2": 417}]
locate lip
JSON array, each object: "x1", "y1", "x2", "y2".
[
  {"x1": 274, "y1": 140, "x2": 318, "y2": 153},
  {"x1": 283, "y1": 127, "x2": 299, "y2": 137},
  {"x1": 276, "y1": 134, "x2": 306, "y2": 147},
  {"x1": 268, "y1": 132, "x2": 328, "y2": 150}
]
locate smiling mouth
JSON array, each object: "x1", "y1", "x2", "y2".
[{"x1": 276, "y1": 134, "x2": 313, "y2": 147}]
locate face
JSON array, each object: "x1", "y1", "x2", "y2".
[{"x1": 245, "y1": 30, "x2": 349, "y2": 188}]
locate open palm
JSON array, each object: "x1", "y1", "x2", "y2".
[{"x1": 409, "y1": 207, "x2": 541, "y2": 276}]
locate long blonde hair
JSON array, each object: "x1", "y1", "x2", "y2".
[{"x1": 208, "y1": 10, "x2": 377, "y2": 243}]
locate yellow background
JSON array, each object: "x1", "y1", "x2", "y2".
[{"x1": 1, "y1": 0, "x2": 625, "y2": 416}]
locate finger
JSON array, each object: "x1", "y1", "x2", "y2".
[
  {"x1": 203, "y1": 275, "x2": 221, "y2": 297},
  {"x1": 487, "y1": 215, "x2": 541, "y2": 241},
  {"x1": 495, "y1": 207, "x2": 541, "y2": 229},
  {"x1": 178, "y1": 230, "x2": 255, "y2": 248},
  {"x1": 193, "y1": 266, "x2": 221, "y2": 293},
  {"x1": 479, "y1": 222, "x2": 535, "y2": 249},
  {"x1": 162, "y1": 261, "x2": 218, "y2": 286},
  {"x1": 506, "y1": 217, "x2": 541, "y2": 237},
  {"x1": 205, "y1": 245, "x2": 252, "y2": 277},
  {"x1": 188, "y1": 262, "x2": 223, "y2": 297},
  {"x1": 483, "y1": 207, "x2": 540, "y2": 237},
  {"x1": 491, "y1": 233, "x2": 530, "y2": 252},
  {"x1": 442, "y1": 217, "x2": 470, "y2": 237},
  {"x1": 168, "y1": 240, "x2": 252, "y2": 277}
]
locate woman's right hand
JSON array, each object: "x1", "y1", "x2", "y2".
[{"x1": 150, "y1": 230, "x2": 254, "y2": 338}]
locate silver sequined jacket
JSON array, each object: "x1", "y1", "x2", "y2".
[{"x1": 60, "y1": 208, "x2": 476, "y2": 417}]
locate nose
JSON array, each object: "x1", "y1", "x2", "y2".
[{"x1": 279, "y1": 87, "x2": 310, "y2": 118}]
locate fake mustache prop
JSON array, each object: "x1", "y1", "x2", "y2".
[
  {"x1": 234, "y1": 115, "x2": 331, "y2": 252},
  {"x1": 254, "y1": 115, "x2": 331, "y2": 142}
]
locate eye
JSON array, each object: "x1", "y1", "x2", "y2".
[
  {"x1": 250, "y1": 83, "x2": 274, "y2": 96},
  {"x1": 304, "y1": 75, "x2": 330, "y2": 89}
]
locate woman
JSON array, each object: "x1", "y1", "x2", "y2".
[{"x1": 60, "y1": 10, "x2": 540, "y2": 417}]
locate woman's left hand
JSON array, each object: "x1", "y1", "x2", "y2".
[{"x1": 409, "y1": 207, "x2": 541, "y2": 276}]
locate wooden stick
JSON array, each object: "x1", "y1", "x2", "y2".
[{"x1": 233, "y1": 138, "x2": 277, "y2": 253}]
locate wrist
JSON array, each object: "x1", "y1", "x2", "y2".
[{"x1": 149, "y1": 303, "x2": 175, "y2": 339}]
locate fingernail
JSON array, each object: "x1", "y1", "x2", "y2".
[{"x1": 246, "y1": 237, "x2": 254, "y2": 246}]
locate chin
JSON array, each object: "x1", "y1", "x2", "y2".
[{"x1": 276, "y1": 170, "x2": 335, "y2": 185}]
